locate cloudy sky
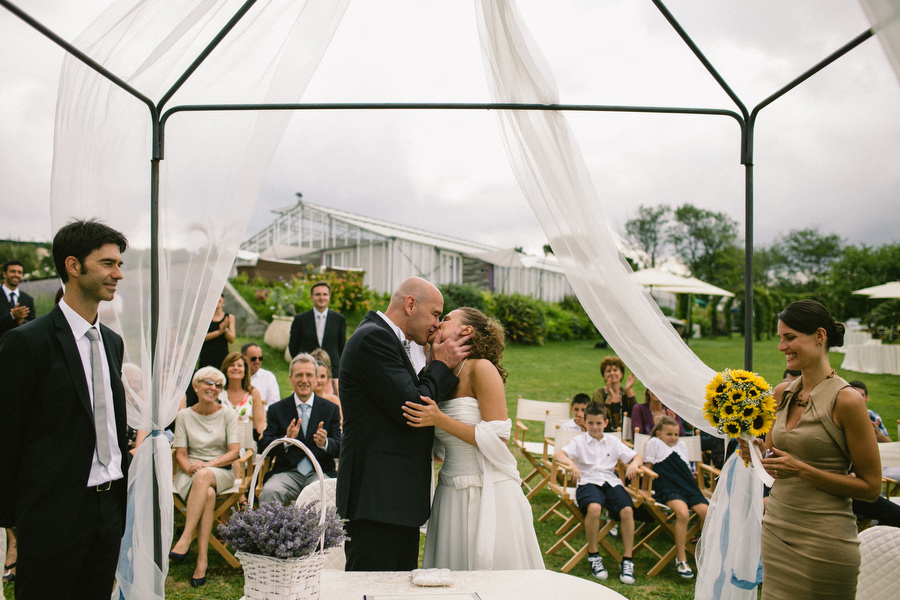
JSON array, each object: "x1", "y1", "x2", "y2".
[{"x1": 2, "y1": 1, "x2": 898, "y2": 258}]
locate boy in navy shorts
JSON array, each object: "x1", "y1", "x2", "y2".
[{"x1": 554, "y1": 402, "x2": 642, "y2": 583}]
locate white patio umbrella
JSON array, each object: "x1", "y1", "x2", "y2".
[
  {"x1": 852, "y1": 281, "x2": 900, "y2": 299},
  {"x1": 634, "y1": 268, "x2": 735, "y2": 297}
]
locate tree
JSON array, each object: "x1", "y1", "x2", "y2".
[
  {"x1": 625, "y1": 204, "x2": 670, "y2": 267},
  {"x1": 825, "y1": 243, "x2": 900, "y2": 318},
  {"x1": 667, "y1": 204, "x2": 740, "y2": 286},
  {"x1": 768, "y1": 228, "x2": 842, "y2": 289}
]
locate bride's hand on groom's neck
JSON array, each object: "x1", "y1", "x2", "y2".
[{"x1": 430, "y1": 326, "x2": 472, "y2": 370}]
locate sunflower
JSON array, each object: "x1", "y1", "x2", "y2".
[
  {"x1": 730, "y1": 370, "x2": 754, "y2": 383},
  {"x1": 729, "y1": 389, "x2": 746, "y2": 404},
  {"x1": 720, "y1": 402, "x2": 739, "y2": 419},
  {"x1": 741, "y1": 404, "x2": 760, "y2": 420},
  {"x1": 722, "y1": 421, "x2": 742, "y2": 437},
  {"x1": 749, "y1": 413, "x2": 774, "y2": 437},
  {"x1": 706, "y1": 372, "x2": 728, "y2": 397}
]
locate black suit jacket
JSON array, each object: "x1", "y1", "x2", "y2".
[
  {"x1": 288, "y1": 309, "x2": 346, "y2": 374},
  {"x1": 336, "y1": 311, "x2": 459, "y2": 528},
  {"x1": 0, "y1": 287, "x2": 36, "y2": 337},
  {"x1": 259, "y1": 393, "x2": 342, "y2": 477},
  {"x1": 0, "y1": 305, "x2": 129, "y2": 555}
]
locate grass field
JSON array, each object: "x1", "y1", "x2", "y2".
[{"x1": 5, "y1": 334, "x2": 896, "y2": 599}]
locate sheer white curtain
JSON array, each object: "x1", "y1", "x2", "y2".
[
  {"x1": 861, "y1": 0, "x2": 900, "y2": 82},
  {"x1": 472, "y1": 2, "x2": 760, "y2": 598},
  {"x1": 49, "y1": 1, "x2": 349, "y2": 598},
  {"x1": 473, "y1": 0, "x2": 718, "y2": 433}
]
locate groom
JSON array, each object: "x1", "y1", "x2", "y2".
[{"x1": 337, "y1": 277, "x2": 469, "y2": 571}]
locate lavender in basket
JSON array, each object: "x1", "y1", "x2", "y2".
[{"x1": 219, "y1": 500, "x2": 347, "y2": 559}]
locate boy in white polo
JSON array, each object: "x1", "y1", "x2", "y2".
[{"x1": 553, "y1": 402, "x2": 642, "y2": 584}]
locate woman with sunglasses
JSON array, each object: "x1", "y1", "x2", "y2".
[{"x1": 170, "y1": 367, "x2": 240, "y2": 587}]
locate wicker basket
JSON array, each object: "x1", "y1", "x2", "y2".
[{"x1": 238, "y1": 437, "x2": 330, "y2": 600}]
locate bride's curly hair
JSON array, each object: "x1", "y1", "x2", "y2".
[{"x1": 455, "y1": 307, "x2": 508, "y2": 383}]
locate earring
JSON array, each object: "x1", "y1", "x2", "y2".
[{"x1": 817, "y1": 342, "x2": 822, "y2": 347}]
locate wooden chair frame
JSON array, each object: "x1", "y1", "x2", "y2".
[
  {"x1": 543, "y1": 458, "x2": 622, "y2": 573},
  {"x1": 627, "y1": 432, "x2": 719, "y2": 576},
  {"x1": 513, "y1": 397, "x2": 571, "y2": 498}
]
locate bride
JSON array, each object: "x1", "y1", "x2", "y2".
[{"x1": 403, "y1": 307, "x2": 544, "y2": 570}]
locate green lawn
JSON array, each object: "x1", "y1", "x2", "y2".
[{"x1": 5, "y1": 334, "x2": 895, "y2": 600}]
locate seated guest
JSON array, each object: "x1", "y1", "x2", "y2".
[
  {"x1": 632, "y1": 389, "x2": 686, "y2": 436},
  {"x1": 560, "y1": 393, "x2": 590, "y2": 432},
  {"x1": 592, "y1": 356, "x2": 637, "y2": 433},
  {"x1": 314, "y1": 360, "x2": 342, "y2": 421},
  {"x1": 849, "y1": 380, "x2": 899, "y2": 483},
  {"x1": 220, "y1": 352, "x2": 265, "y2": 439},
  {"x1": 242, "y1": 343, "x2": 281, "y2": 411},
  {"x1": 170, "y1": 367, "x2": 240, "y2": 587},
  {"x1": 259, "y1": 353, "x2": 342, "y2": 505},
  {"x1": 311, "y1": 347, "x2": 337, "y2": 397}
]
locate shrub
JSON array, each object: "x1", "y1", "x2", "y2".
[
  {"x1": 488, "y1": 293, "x2": 546, "y2": 346},
  {"x1": 438, "y1": 283, "x2": 487, "y2": 314}
]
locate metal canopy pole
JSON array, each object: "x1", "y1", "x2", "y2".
[{"x1": 0, "y1": 0, "x2": 876, "y2": 594}]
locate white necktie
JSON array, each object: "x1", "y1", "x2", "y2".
[
  {"x1": 85, "y1": 328, "x2": 112, "y2": 467},
  {"x1": 401, "y1": 339, "x2": 411, "y2": 358},
  {"x1": 296, "y1": 403, "x2": 313, "y2": 476}
]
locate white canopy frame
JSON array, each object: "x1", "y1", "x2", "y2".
[{"x1": 3, "y1": 1, "x2": 898, "y2": 599}]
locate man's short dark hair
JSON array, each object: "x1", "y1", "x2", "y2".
[
  {"x1": 848, "y1": 380, "x2": 867, "y2": 394},
  {"x1": 52, "y1": 219, "x2": 128, "y2": 283},
  {"x1": 782, "y1": 368, "x2": 801, "y2": 379},
  {"x1": 584, "y1": 401, "x2": 607, "y2": 419},
  {"x1": 241, "y1": 342, "x2": 261, "y2": 354},
  {"x1": 571, "y1": 393, "x2": 591, "y2": 407},
  {"x1": 3, "y1": 260, "x2": 24, "y2": 273},
  {"x1": 310, "y1": 281, "x2": 330, "y2": 295}
]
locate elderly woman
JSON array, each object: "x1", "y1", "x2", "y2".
[
  {"x1": 632, "y1": 389, "x2": 686, "y2": 436},
  {"x1": 170, "y1": 367, "x2": 240, "y2": 587},
  {"x1": 592, "y1": 355, "x2": 637, "y2": 433},
  {"x1": 220, "y1": 352, "x2": 265, "y2": 438}
]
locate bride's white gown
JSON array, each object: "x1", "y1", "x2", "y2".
[{"x1": 423, "y1": 396, "x2": 544, "y2": 570}]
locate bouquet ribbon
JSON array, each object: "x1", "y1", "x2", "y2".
[{"x1": 742, "y1": 432, "x2": 774, "y2": 487}]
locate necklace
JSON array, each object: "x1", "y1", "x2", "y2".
[{"x1": 794, "y1": 369, "x2": 836, "y2": 407}]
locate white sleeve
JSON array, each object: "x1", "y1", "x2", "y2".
[{"x1": 644, "y1": 437, "x2": 666, "y2": 464}]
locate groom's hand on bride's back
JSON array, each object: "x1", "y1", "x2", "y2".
[{"x1": 430, "y1": 325, "x2": 471, "y2": 369}]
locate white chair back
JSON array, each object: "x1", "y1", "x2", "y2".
[
  {"x1": 633, "y1": 432, "x2": 650, "y2": 457},
  {"x1": 295, "y1": 478, "x2": 344, "y2": 570},
  {"x1": 554, "y1": 430, "x2": 583, "y2": 453},
  {"x1": 622, "y1": 416, "x2": 633, "y2": 441},
  {"x1": 683, "y1": 434, "x2": 703, "y2": 463},
  {"x1": 515, "y1": 398, "x2": 570, "y2": 423},
  {"x1": 880, "y1": 441, "x2": 900, "y2": 468},
  {"x1": 543, "y1": 419, "x2": 566, "y2": 438},
  {"x1": 857, "y1": 526, "x2": 900, "y2": 600}
]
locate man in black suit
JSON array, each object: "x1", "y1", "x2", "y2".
[
  {"x1": 259, "y1": 353, "x2": 342, "y2": 505},
  {"x1": 0, "y1": 219, "x2": 129, "y2": 600},
  {"x1": 288, "y1": 281, "x2": 346, "y2": 393},
  {"x1": 0, "y1": 260, "x2": 36, "y2": 337},
  {"x1": 337, "y1": 276, "x2": 469, "y2": 571}
]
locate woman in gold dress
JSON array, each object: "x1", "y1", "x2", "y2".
[{"x1": 742, "y1": 300, "x2": 880, "y2": 599}]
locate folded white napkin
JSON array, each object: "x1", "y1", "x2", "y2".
[{"x1": 411, "y1": 568, "x2": 454, "y2": 587}]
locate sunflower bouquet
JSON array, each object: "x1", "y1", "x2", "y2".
[{"x1": 703, "y1": 369, "x2": 776, "y2": 439}]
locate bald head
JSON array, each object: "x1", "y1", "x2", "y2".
[{"x1": 385, "y1": 277, "x2": 444, "y2": 345}]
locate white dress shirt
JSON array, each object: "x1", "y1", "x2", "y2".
[
  {"x1": 376, "y1": 310, "x2": 426, "y2": 373},
  {"x1": 561, "y1": 432, "x2": 636, "y2": 488},
  {"x1": 59, "y1": 298, "x2": 124, "y2": 486},
  {"x1": 251, "y1": 367, "x2": 281, "y2": 410}
]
